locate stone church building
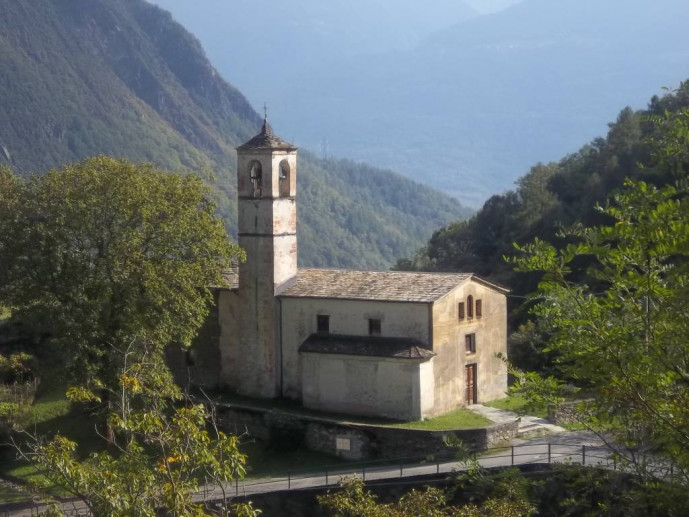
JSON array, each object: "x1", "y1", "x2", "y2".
[{"x1": 177, "y1": 121, "x2": 508, "y2": 421}]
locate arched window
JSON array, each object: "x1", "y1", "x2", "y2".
[
  {"x1": 249, "y1": 160, "x2": 262, "y2": 198},
  {"x1": 279, "y1": 159, "x2": 290, "y2": 197},
  {"x1": 467, "y1": 295, "x2": 474, "y2": 319}
]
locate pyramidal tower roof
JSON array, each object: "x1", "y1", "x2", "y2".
[{"x1": 237, "y1": 118, "x2": 297, "y2": 151}]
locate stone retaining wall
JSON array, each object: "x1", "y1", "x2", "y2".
[
  {"x1": 547, "y1": 399, "x2": 593, "y2": 426},
  {"x1": 216, "y1": 404, "x2": 518, "y2": 460}
]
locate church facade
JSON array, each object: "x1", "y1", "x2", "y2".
[{"x1": 182, "y1": 121, "x2": 508, "y2": 421}]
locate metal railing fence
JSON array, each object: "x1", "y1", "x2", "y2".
[{"x1": 0, "y1": 441, "x2": 676, "y2": 516}]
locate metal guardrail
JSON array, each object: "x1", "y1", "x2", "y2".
[{"x1": 0, "y1": 442, "x2": 676, "y2": 516}]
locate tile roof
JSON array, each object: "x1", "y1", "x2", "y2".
[
  {"x1": 299, "y1": 333, "x2": 435, "y2": 360},
  {"x1": 237, "y1": 119, "x2": 297, "y2": 151},
  {"x1": 278, "y1": 268, "x2": 473, "y2": 303}
]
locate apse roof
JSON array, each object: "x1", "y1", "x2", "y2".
[{"x1": 299, "y1": 333, "x2": 435, "y2": 360}]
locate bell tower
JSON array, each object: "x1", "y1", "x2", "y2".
[{"x1": 233, "y1": 119, "x2": 298, "y2": 398}]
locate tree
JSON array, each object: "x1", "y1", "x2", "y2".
[
  {"x1": 318, "y1": 475, "x2": 535, "y2": 517},
  {"x1": 17, "y1": 346, "x2": 259, "y2": 517},
  {"x1": 514, "y1": 163, "x2": 559, "y2": 228},
  {"x1": 0, "y1": 156, "x2": 243, "y2": 388},
  {"x1": 510, "y1": 180, "x2": 689, "y2": 486},
  {"x1": 646, "y1": 107, "x2": 689, "y2": 179}
]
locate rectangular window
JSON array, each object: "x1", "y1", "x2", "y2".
[
  {"x1": 465, "y1": 333, "x2": 476, "y2": 354},
  {"x1": 368, "y1": 318, "x2": 381, "y2": 336},
  {"x1": 458, "y1": 302, "x2": 465, "y2": 320},
  {"x1": 476, "y1": 299, "x2": 482, "y2": 318},
  {"x1": 317, "y1": 314, "x2": 330, "y2": 333}
]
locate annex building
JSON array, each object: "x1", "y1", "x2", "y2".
[{"x1": 176, "y1": 121, "x2": 508, "y2": 421}]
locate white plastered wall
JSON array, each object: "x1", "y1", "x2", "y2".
[
  {"x1": 278, "y1": 297, "x2": 430, "y2": 400},
  {"x1": 301, "y1": 353, "x2": 430, "y2": 421}
]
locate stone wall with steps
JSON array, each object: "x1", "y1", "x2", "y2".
[{"x1": 216, "y1": 403, "x2": 518, "y2": 460}]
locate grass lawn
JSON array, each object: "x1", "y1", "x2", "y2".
[
  {"x1": 0, "y1": 387, "x2": 102, "y2": 502},
  {"x1": 485, "y1": 395, "x2": 547, "y2": 419},
  {"x1": 210, "y1": 392, "x2": 491, "y2": 430},
  {"x1": 0, "y1": 481, "x2": 30, "y2": 504},
  {"x1": 16, "y1": 390, "x2": 101, "y2": 456},
  {"x1": 2, "y1": 463, "x2": 70, "y2": 499},
  {"x1": 388, "y1": 408, "x2": 492, "y2": 431},
  {"x1": 19, "y1": 391, "x2": 71, "y2": 428},
  {"x1": 0, "y1": 391, "x2": 87, "y2": 503}
]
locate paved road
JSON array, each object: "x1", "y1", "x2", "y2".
[{"x1": 0, "y1": 432, "x2": 615, "y2": 516}]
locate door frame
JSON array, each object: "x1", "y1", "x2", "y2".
[{"x1": 465, "y1": 363, "x2": 477, "y2": 405}]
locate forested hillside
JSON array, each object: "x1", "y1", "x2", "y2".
[
  {"x1": 0, "y1": 0, "x2": 470, "y2": 269},
  {"x1": 396, "y1": 83, "x2": 689, "y2": 307}
]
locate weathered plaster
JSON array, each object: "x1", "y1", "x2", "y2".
[
  {"x1": 431, "y1": 282, "x2": 508, "y2": 416},
  {"x1": 279, "y1": 298, "x2": 429, "y2": 400},
  {"x1": 300, "y1": 353, "x2": 430, "y2": 421}
]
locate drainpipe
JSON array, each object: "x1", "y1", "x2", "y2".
[
  {"x1": 427, "y1": 302, "x2": 433, "y2": 348},
  {"x1": 278, "y1": 297, "x2": 284, "y2": 398}
]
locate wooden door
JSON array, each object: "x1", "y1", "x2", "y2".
[{"x1": 465, "y1": 364, "x2": 477, "y2": 405}]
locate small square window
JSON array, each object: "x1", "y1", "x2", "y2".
[
  {"x1": 369, "y1": 318, "x2": 381, "y2": 336},
  {"x1": 465, "y1": 333, "x2": 476, "y2": 354},
  {"x1": 317, "y1": 314, "x2": 330, "y2": 333}
]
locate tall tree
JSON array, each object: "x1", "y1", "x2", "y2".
[
  {"x1": 19, "y1": 348, "x2": 258, "y2": 516},
  {"x1": 0, "y1": 156, "x2": 242, "y2": 388},
  {"x1": 511, "y1": 180, "x2": 689, "y2": 487}
]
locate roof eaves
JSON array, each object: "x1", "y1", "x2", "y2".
[{"x1": 276, "y1": 294, "x2": 434, "y2": 304}]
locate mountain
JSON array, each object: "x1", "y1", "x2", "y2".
[
  {"x1": 149, "y1": 0, "x2": 479, "y2": 61},
  {"x1": 152, "y1": 0, "x2": 689, "y2": 206},
  {"x1": 0, "y1": 0, "x2": 471, "y2": 270},
  {"x1": 396, "y1": 82, "x2": 689, "y2": 302}
]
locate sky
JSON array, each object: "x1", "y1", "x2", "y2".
[
  {"x1": 463, "y1": 0, "x2": 524, "y2": 14},
  {"x1": 147, "y1": 0, "x2": 689, "y2": 206}
]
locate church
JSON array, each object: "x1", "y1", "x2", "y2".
[{"x1": 177, "y1": 120, "x2": 508, "y2": 421}]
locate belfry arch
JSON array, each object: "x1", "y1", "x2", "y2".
[
  {"x1": 279, "y1": 159, "x2": 291, "y2": 197},
  {"x1": 248, "y1": 160, "x2": 262, "y2": 198}
]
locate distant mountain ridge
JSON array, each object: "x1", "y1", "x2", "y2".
[
  {"x1": 0, "y1": 0, "x2": 471, "y2": 270},
  {"x1": 153, "y1": 0, "x2": 689, "y2": 206}
]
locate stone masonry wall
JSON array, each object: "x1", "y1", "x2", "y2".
[
  {"x1": 216, "y1": 403, "x2": 518, "y2": 460},
  {"x1": 547, "y1": 399, "x2": 593, "y2": 426}
]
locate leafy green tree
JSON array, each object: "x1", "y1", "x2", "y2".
[
  {"x1": 318, "y1": 475, "x2": 535, "y2": 517},
  {"x1": 514, "y1": 163, "x2": 559, "y2": 228},
  {"x1": 17, "y1": 347, "x2": 258, "y2": 517},
  {"x1": 0, "y1": 156, "x2": 243, "y2": 388},
  {"x1": 646, "y1": 107, "x2": 689, "y2": 179},
  {"x1": 510, "y1": 180, "x2": 689, "y2": 483}
]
